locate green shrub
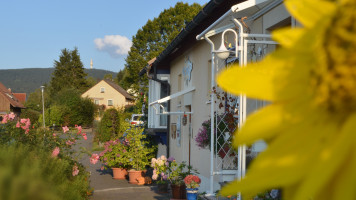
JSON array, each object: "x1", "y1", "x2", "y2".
[
  {"x1": 97, "y1": 108, "x2": 120, "y2": 142},
  {"x1": 20, "y1": 109, "x2": 41, "y2": 126},
  {"x1": 0, "y1": 144, "x2": 90, "y2": 200}
]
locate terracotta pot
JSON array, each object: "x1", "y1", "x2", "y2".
[
  {"x1": 112, "y1": 168, "x2": 128, "y2": 180},
  {"x1": 128, "y1": 170, "x2": 144, "y2": 184},
  {"x1": 171, "y1": 184, "x2": 186, "y2": 199}
]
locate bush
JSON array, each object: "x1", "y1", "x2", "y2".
[
  {"x1": 97, "y1": 108, "x2": 120, "y2": 142},
  {"x1": 50, "y1": 88, "x2": 95, "y2": 127},
  {"x1": 20, "y1": 109, "x2": 41, "y2": 126},
  {"x1": 0, "y1": 144, "x2": 90, "y2": 200}
]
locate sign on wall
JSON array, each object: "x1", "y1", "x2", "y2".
[{"x1": 182, "y1": 57, "x2": 193, "y2": 88}]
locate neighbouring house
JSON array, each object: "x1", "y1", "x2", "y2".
[
  {"x1": 81, "y1": 79, "x2": 135, "y2": 112},
  {"x1": 140, "y1": 0, "x2": 295, "y2": 196},
  {"x1": 0, "y1": 82, "x2": 25, "y2": 120},
  {"x1": 13, "y1": 93, "x2": 27, "y2": 104}
]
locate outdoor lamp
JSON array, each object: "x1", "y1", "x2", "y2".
[
  {"x1": 214, "y1": 29, "x2": 238, "y2": 60},
  {"x1": 215, "y1": 40, "x2": 230, "y2": 60}
]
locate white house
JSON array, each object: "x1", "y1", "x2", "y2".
[{"x1": 141, "y1": 0, "x2": 296, "y2": 197}]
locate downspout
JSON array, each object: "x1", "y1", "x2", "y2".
[
  {"x1": 146, "y1": 64, "x2": 171, "y2": 158},
  {"x1": 204, "y1": 36, "x2": 215, "y2": 196}
]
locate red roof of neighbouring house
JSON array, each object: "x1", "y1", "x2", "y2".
[
  {"x1": 0, "y1": 82, "x2": 25, "y2": 108},
  {"x1": 13, "y1": 93, "x2": 27, "y2": 103}
]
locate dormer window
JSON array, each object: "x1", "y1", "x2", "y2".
[{"x1": 100, "y1": 87, "x2": 105, "y2": 93}]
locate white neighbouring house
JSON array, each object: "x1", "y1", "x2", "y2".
[{"x1": 141, "y1": 0, "x2": 297, "y2": 197}]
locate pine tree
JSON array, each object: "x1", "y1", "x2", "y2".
[{"x1": 49, "y1": 47, "x2": 88, "y2": 94}]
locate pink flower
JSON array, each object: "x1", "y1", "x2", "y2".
[
  {"x1": 66, "y1": 140, "x2": 74, "y2": 146},
  {"x1": 53, "y1": 133, "x2": 56, "y2": 137},
  {"x1": 82, "y1": 133, "x2": 87, "y2": 140},
  {"x1": 8, "y1": 112, "x2": 15, "y2": 120},
  {"x1": 90, "y1": 154, "x2": 100, "y2": 164},
  {"x1": 19, "y1": 118, "x2": 30, "y2": 130},
  {"x1": 51, "y1": 147, "x2": 60, "y2": 157},
  {"x1": 75, "y1": 125, "x2": 82, "y2": 134},
  {"x1": 152, "y1": 173, "x2": 158, "y2": 180},
  {"x1": 62, "y1": 126, "x2": 69, "y2": 133},
  {"x1": 16, "y1": 121, "x2": 20, "y2": 128},
  {"x1": 72, "y1": 164, "x2": 79, "y2": 176},
  {"x1": 25, "y1": 129, "x2": 30, "y2": 134},
  {"x1": 1, "y1": 117, "x2": 8, "y2": 124}
]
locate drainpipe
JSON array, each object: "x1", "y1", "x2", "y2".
[
  {"x1": 146, "y1": 64, "x2": 171, "y2": 158},
  {"x1": 204, "y1": 36, "x2": 216, "y2": 196}
]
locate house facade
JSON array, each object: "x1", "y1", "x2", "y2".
[
  {"x1": 0, "y1": 82, "x2": 25, "y2": 120},
  {"x1": 81, "y1": 79, "x2": 134, "y2": 110},
  {"x1": 142, "y1": 0, "x2": 296, "y2": 196}
]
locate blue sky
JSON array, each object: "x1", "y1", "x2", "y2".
[{"x1": 0, "y1": 0, "x2": 208, "y2": 72}]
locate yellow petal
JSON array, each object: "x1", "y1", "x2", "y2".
[
  {"x1": 331, "y1": 150, "x2": 356, "y2": 200},
  {"x1": 221, "y1": 112, "x2": 337, "y2": 197},
  {"x1": 234, "y1": 104, "x2": 286, "y2": 146},
  {"x1": 272, "y1": 27, "x2": 304, "y2": 48},
  {"x1": 293, "y1": 114, "x2": 356, "y2": 200},
  {"x1": 285, "y1": 0, "x2": 336, "y2": 28}
]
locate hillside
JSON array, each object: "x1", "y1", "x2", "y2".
[{"x1": 0, "y1": 68, "x2": 117, "y2": 94}]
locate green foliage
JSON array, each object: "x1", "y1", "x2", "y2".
[
  {"x1": 20, "y1": 109, "x2": 41, "y2": 126},
  {"x1": 0, "y1": 144, "x2": 89, "y2": 200},
  {"x1": 97, "y1": 108, "x2": 121, "y2": 142},
  {"x1": 25, "y1": 86, "x2": 51, "y2": 112},
  {"x1": 49, "y1": 88, "x2": 95, "y2": 126},
  {"x1": 125, "y1": 126, "x2": 155, "y2": 171},
  {"x1": 49, "y1": 47, "x2": 89, "y2": 95},
  {"x1": 119, "y1": 2, "x2": 202, "y2": 93},
  {"x1": 100, "y1": 139, "x2": 131, "y2": 169}
]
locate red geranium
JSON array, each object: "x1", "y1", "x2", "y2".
[{"x1": 184, "y1": 175, "x2": 201, "y2": 188}]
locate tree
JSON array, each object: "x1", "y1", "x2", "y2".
[
  {"x1": 49, "y1": 47, "x2": 89, "y2": 95},
  {"x1": 119, "y1": 2, "x2": 202, "y2": 94}
]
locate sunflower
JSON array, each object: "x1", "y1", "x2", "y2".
[{"x1": 217, "y1": 0, "x2": 356, "y2": 199}]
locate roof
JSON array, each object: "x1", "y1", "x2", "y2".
[
  {"x1": 139, "y1": 0, "x2": 245, "y2": 75},
  {"x1": 0, "y1": 82, "x2": 25, "y2": 109},
  {"x1": 13, "y1": 93, "x2": 27, "y2": 103},
  {"x1": 102, "y1": 79, "x2": 134, "y2": 100}
]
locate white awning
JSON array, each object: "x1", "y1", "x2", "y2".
[
  {"x1": 149, "y1": 87, "x2": 195, "y2": 106},
  {"x1": 149, "y1": 87, "x2": 195, "y2": 115}
]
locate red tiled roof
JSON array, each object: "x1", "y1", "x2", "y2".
[
  {"x1": 13, "y1": 93, "x2": 27, "y2": 103},
  {"x1": 0, "y1": 82, "x2": 25, "y2": 108}
]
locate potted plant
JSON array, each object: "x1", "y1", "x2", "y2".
[
  {"x1": 184, "y1": 175, "x2": 201, "y2": 200},
  {"x1": 99, "y1": 139, "x2": 130, "y2": 179},
  {"x1": 125, "y1": 126, "x2": 154, "y2": 184},
  {"x1": 165, "y1": 158, "x2": 193, "y2": 199},
  {"x1": 151, "y1": 155, "x2": 169, "y2": 193}
]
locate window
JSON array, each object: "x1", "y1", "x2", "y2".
[
  {"x1": 107, "y1": 99, "x2": 113, "y2": 106},
  {"x1": 94, "y1": 99, "x2": 100, "y2": 105},
  {"x1": 160, "y1": 83, "x2": 169, "y2": 127},
  {"x1": 100, "y1": 87, "x2": 105, "y2": 93}
]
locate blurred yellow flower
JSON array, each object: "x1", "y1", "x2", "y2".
[{"x1": 217, "y1": 0, "x2": 356, "y2": 199}]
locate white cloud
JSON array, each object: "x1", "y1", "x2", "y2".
[{"x1": 94, "y1": 35, "x2": 132, "y2": 57}]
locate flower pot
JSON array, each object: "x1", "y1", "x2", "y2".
[
  {"x1": 171, "y1": 184, "x2": 186, "y2": 199},
  {"x1": 186, "y1": 188, "x2": 199, "y2": 200},
  {"x1": 128, "y1": 170, "x2": 144, "y2": 184},
  {"x1": 157, "y1": 182, "x2": 169, "y2": 193},
  {"x1": 112, "y1": 168, "x2": 128, "y2": 180}
]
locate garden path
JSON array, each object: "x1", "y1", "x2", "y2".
[{"x1": 73, "y1": 128, "x2": 172, "y2": 200}]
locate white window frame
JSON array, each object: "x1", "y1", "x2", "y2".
[
  {"x1": 107, "y1": 99, "x2": 113, "y2": 106},
  {"x1": 148, "y1": 74, "x2": 170, "y2": 129},
  {"x1": 100, "y1": 87, "x2": 105, "y2": 93},
  {"x1": 94, "y1": 99, "x2": 100, "y2": 105}
]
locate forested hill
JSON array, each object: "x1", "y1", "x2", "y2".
[{"x1": 0, "y1": 68, "x2": 117, "y2": 94}]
